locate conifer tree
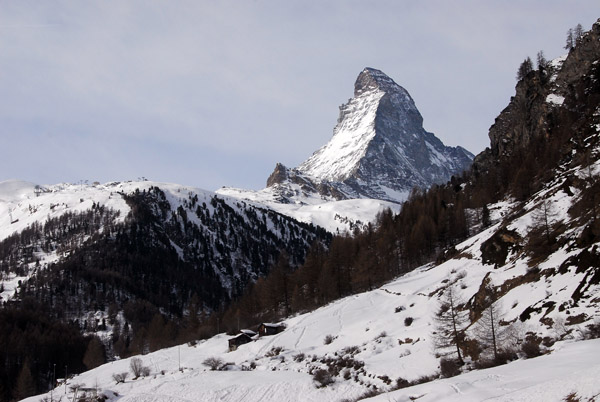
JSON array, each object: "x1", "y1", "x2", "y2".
[
  {"x1": 14, "y1": 359, "x2": 36, "y2": 400},
  {"x1": 83, "y1": 336, "x2": 106, "y2": 370},
  {"x1": 565, "y1": 28, "x2": 574, "y2": 50},
  {"x1": 433, "y1": 282, "x2": 469, "y2": 364},
  {"x1": 517, "y1": 57, "x2": 533, "y2": 80},
  {"x1": 574, "y1": 23, "x2": 585, "y2": 43},
  {"x1": 474, "y1": 287, "x2": 512, "y2": 363}
]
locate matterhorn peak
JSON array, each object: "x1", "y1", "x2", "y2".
[
  {"x1": 293, "y1": 67, "x2": 473, "y2": 201},
  {"x1": 354, "y1": 67, "x2": 403, "y2": 96},
  {"x1": 225, "y1": 68, "x2": 473, "y2": 205}
]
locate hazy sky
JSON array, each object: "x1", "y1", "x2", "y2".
[{"x1": 1, "y1": 1, "x2": 599, "y2": 191}]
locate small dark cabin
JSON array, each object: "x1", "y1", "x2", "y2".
[
  {"x1": 258, "y1": 323, "x2": 285, "y2": 336},
  {"x1": 228, "y1": 333, "x2": 253, "y2": 352},
  {"x1": 228, "y1": 330, "x2": 257, "y2": 351}
]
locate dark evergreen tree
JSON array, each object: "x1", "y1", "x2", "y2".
[
  {"x1": 83, "y1": 336, "x2": 106, "y2": 370},
  {"x1": 14, "y1": 359, "x2": 36, "y2": 400},
  {"x1": 565, "y1": 28, "x2": 574, "y2": 50},
  {"x1": 574, "y1": 23, "x2": 585, "y2": 43},
  {"x1": 516, "y1": 57, "x2": 533, "y2": 81}
]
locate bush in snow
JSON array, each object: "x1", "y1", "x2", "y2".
[
  {"x1": 202, "y1": 357, "x2": 224, "y2": 371},
  {"x1": 112, "y1": 372, "x2": 128, "y2": 384},
  {"x1": 404, "y1": 317, "x2": 414, "y2": 326},
  {"x1": 395, "y1": 377, "x2": 410, "y2": 389},
  {"x1": 323, "y1": 334, "x2": 336, "y2": 345},
  {"x1": 439, "y1": 357, "x2": 462, "y2": 378},
  {"x1": 130, "y1": 357, "x2": 150, "y2": 379},
  {"x1": 312, "y1": 369, "x2": 334, "y2": 388},
  {"x1": 521, "y1": 339, "x2": 542, "y2": 358},
  {"x1": 341, "y1": 345, "x2": 360, "y2": 356},
  {"x1": 264, "y1": 346, "x2": 284, "y2": 357}
]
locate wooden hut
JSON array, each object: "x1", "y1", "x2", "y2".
[
  {"x1": 258, "y1": 323, "x2": 285, "y2": 336},
  {"x1": 228, "y1": 330, "x2": 258, "y2": 351}
]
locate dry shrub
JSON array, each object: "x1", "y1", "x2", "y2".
[
  {"x1": 439, "y1": 357, "x2": 461, "y2": 378},
  {"x1": 202, "y1": 357, "x2": 224, "y2": 371},
  {"x1": 521, "y1": 338, "x2": 543, "y2": 358},
  {"x1": 323, "y1": 334, "x2": 336, "y2": 345},
  {"x1": 312, "y1": 369, "x2": 334, "y2": 388}
]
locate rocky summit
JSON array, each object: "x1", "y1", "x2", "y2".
[{"x1": 268, "y1": 68, "x2": 474, "y2": 203}]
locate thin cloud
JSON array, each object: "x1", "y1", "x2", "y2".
[{"x1": 1, "y1": 1, "x2": 598, "y2": 190}]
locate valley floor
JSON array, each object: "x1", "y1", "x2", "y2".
[{"x1": 23, "y1": 338, "x2": 600, "y2": 402}]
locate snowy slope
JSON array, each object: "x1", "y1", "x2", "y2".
[
  {"x1": 0, "y1": 179, "x2": 328, "y2": 305},
  {"x1": 218, "y1": 184, "x2": 401, "y2": 234},
  {"x1": 24, "y1": 165, "x2": 600, "y2": 400},
  {"x1": 24, "y1": 337, "x2": 600, "y2": 402},
  {"x1": 23, "y1": 242, "x2": 599, "y2": 402},
  {"x1": 365, "y1": 339, "x2": 600, "y2": 402}
]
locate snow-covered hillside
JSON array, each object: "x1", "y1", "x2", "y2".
[
  {"x1": 0, "y1": 179, "x2": 329, "y2": 306},
  {"x1": 24, "y1": 209, "x2": 600, "y2": 401},
  {"x1": 23, "y1": 156, "x2": 600, "y2": 400},
  {"x1": 218, "y1": 184, "x2": 401, "y2": 234},
  {"x1": 24, "y1": 338, "x2": 600, "y2": 402}
]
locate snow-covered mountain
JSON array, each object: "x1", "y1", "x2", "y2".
[
  {"x1": 6, "y1": 17, "x2": 600, "y2": 402},
  {"x1": 24, "y1": 101, "x2": 600, "y2": 400},
  {"x1": 297, "y1": 67, "x2": 473, "y2": 198},
  {"x1": 218, "y1": 68, "x2": 472, "y2": 232},
  {"x1": 220, "y1": 67, "x2": 473, "y2": 212}
]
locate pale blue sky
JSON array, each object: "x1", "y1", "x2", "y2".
[{"x1": 1, "y1": 1, "x2": 598, "y2": 190}]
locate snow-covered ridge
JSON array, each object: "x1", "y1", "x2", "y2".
[
  {"x1": 0, "y1": 179, "x2": 131, "y2": 242},
  {"x1": 0, "y1": 179, "x2": 329, "y2": 305},
  {"x1": 217, "y1": 184, "x2": 401, "y2": 234}
]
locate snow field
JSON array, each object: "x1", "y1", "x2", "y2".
[{"x1": 364, "y1": 339, "x2": 600, "y2": 402}]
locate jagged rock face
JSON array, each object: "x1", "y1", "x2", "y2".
[
  {"x1": 488, "y1": 19, "x2": 600, "y2": 161},
  {"x1": 270, "y1": 68, "x2": 473, "y2": 203}
]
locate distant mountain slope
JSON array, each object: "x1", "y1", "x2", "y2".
[{"x1": 0, "y1": 180, "x2": 330, "y2": 305}]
